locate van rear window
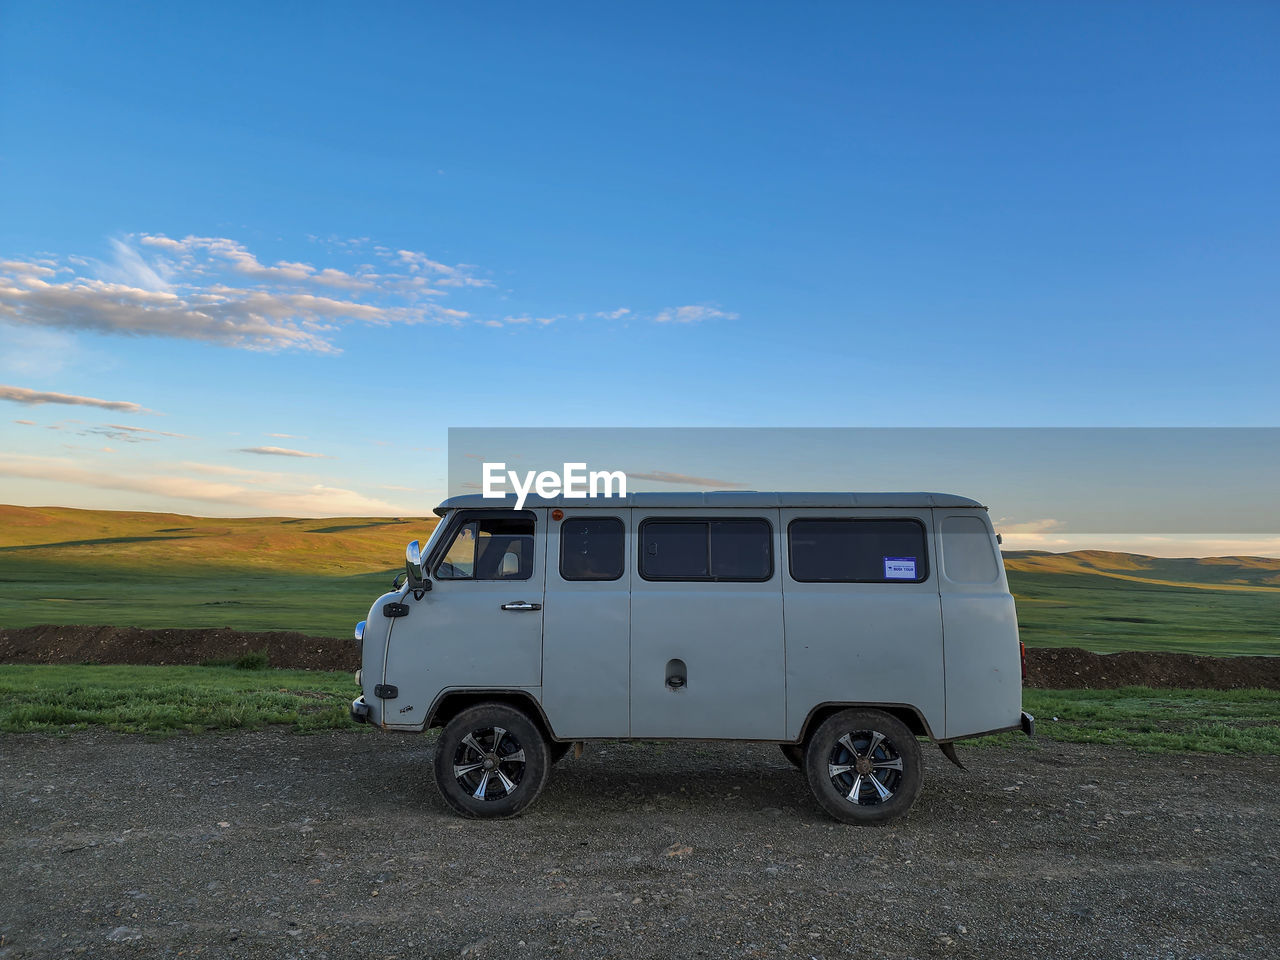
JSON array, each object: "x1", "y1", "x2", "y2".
[
  {"x1": 788, "y1": 519, "x2": 928, "y2": 583},
  {"x1": 640, "y1": 518, "x2": 772, "y2": 582},
  {"x1": 560, "y1": 517, "x2": 625, "y2": 581}
]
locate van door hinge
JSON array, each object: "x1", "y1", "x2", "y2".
[
  {"x1": 383, "y1": 602, "x2": 410, "y2": 618},
  {"x1": 374, "y1": 684, "x2": 398, "y2": 699}
]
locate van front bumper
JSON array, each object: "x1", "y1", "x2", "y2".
[
  {"x1": 1020, "y1": 711, "x2": 1035, "y2": 737},
  {"x1": 350, "y1": 696, "x2": 370, "y2": 724}
]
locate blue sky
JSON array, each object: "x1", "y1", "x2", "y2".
[{"x1": 1, "y1": 2, "x2": 1277, "y2": 550}]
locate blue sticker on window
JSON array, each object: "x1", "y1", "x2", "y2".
[{"x1": 884, "y1": 557, "x2": 917, "y2": 580}]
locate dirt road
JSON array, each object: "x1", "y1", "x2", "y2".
[{"x1": 1, "y1": 731, "x2": 1276, "y2": 959}]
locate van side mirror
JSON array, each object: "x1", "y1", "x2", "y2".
[{"x1": 406, "y1": 540, "x2": 430, "y2": 591}]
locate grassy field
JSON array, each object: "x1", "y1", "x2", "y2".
[
  {"x1": 0, "y1": 663, "x2": 359, "y2": 734},
  {"x1": 1, "y1": 505, "x2": 1277, "y2": 654},
  {"x1": 1004, "y1": 551, "x2": 1280, "y2": 656},
  {"x1": 977, "y1": 686, "x2": 1280, "y2": 754},
  {"x1": 0, "y1": 504, "x2": 439, "y2": 637},
  {"x1": 2, "y1": 664, "x2": 1277, "y2": 754}
]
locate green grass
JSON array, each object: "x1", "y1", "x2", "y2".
[
  {"x1": 1006, "y1": 568, "x2": 1280, "y2": 655},
  {"x1": 0, "y1": 558, "x2": 398, "y2": 638},
  {"x1": 199, "y1": 650, "x2": 271, "y2": 669},
  {"x1": 1, "y1": 666, "x2": 1277, "y2": 755},
  {"x1": 0, "y1": 663, "x2": 362, "y2": 735},
  {"x1": 978, "y1": 687, "x2": 1280, "y2": 754}
]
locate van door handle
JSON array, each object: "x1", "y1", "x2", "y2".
[{"x1": 500, "y1": 601, "x2": 542, "y2": 612}]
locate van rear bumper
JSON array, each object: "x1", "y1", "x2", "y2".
[
  {"x1": 350, "y1": 696, "x2": 370, "y2": 724},
  {"x1": 1020, "y1": 711, "x2": 1035, "y2": 737}
]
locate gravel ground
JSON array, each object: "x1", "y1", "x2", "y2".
[{"x1": 1, "y1": 731, "x2": 1277, "y2": 960}]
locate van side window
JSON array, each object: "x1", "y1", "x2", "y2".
[
  {"x1": 940, "y1": 515, "x2": 999, "y2": 583},
  {"x1": 436, "y1": 516, "x2": 535, "y2": 581},
  {"x1": 640, "y1": 518, "x2": 772, "y2": 582},
  {"x1": 560, "y1": 517, "x2": 625, "y2": 581},
  {"x1": 788, "y1": 519, "x2": 928, "y2": 583}
]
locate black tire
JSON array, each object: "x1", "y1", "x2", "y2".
[
  {"x1": 433, "y1": 703, "x2": 551, "y2": 819},
  {"x1": 779, "y1": 743, "x2": 804, "y2": 770},
  {"x1": 804, "y1": 709, "x2": 923, "y2": 825},
  {"x1": 549, "y1": 741, "x2": 573, "y2": 764}
]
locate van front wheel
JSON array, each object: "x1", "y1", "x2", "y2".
[
  {"x1": 433, "y1": 703, "x2": 551, "y2": 819},
  {"x1": 804, "y1": 709, "x2": 922, "y2": 825}
]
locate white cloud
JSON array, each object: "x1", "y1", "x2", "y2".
[
  {"x1": 996, "y1": 518, "x2": 1065, "y2": 535},
  {"x1": 176, "y1": 461, "x2": 291, "y2": 482},
  {"x1": 97, "y1": 238, "x2": 171, "y2": 291},
  {"x1": 2, "y1": 236, "x2": 736, "y2": 352},
  {"x1": 654, "y1": 305, "x2": 738, "y2": 324},
  {"x1": 0, "y1": 235, "x2": 484, "y2": 353},
  {"x1": 993, "y1": 518, "x2": 1071, "y2": 550},
  {"x1": 0, "y1": 452, "x2": 400, "y2": 516},
  {"x1": 240, "y1": 445, "x2": 329, "y2": 459},
  {"x1": 83, "y1": 423, "x2": 190, "y2": 443},
  {"x1": 395, "y1": 249, "x2": 491, "y2": 288},
  {"x1": 0, "y1": 384, "x2": 150, "y2": 413},
  {"x1": 268, "y1": 432, "x2": 304, "y2": 439},
  {"x1": 0, "y1": 260, "x2": 56, "y2": 278},
  {"x1": 136, "y1": 235, "x2": 184, "y2": 252}
]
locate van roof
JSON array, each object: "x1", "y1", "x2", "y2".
[{"x1": 434, "y1": 491, "x2": 985, "y2": 515}]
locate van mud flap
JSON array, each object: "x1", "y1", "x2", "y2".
[{"x1": 938, "y1": 742, "x2": 965, "y2": 770}]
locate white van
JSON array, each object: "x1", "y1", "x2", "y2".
[{"x1": 351, "y1": 492, "x2": 1032, "y2": 824}]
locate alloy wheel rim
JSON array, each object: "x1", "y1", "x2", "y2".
[
  {"x1": 452, "y1": 726, "x2": 527, "y2": 801},
  {"x1": 827, "y1": 729, "x2": 905, "y2": 805}
]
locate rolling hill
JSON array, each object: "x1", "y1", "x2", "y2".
[
  {"x1": 0, "y1": 506, "x2": 1276, "y2": 653},
  {"x1": 0, "y1": 504, "x2": 438, "y2": 575},
  {"x1": 0, "y1": 505, "x2": 440, "y2": 638},
  {"x1": 1003, "y1": 550, "x2": 1280, "y2": 590}
]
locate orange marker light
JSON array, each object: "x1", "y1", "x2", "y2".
[{"x1": 551, "y1": 509, "x2": 564, "y2": 521}]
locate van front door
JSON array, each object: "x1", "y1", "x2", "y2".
[
  {"x1": 380, "y1": 510, "x2": 545, "y2": 730},
  {"x1": 541, "y1": 509, "x2": 631, "y2": 738},
  {"x1": 628, "y1": 509, "x2": 786, "y2": 740}
]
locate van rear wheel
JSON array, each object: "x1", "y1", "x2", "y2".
[
  {"x1": 804, "y1": 709, "x2": 922, "y2": 825},
  {"x1": 433, "y1": 703, "x2": 551, "y2": 819}
]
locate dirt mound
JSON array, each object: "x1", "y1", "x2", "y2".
[
  {"x1": 1025, "y1": 646, "x2": 1280, "y2": 690},
  {"x1": 0, "y1": 624, "x2": 357, "y2": 672},
  {"x1": 1, "y1": 625, "x2": 1276, "y2": 689}
]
